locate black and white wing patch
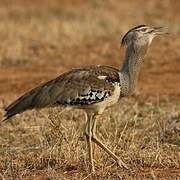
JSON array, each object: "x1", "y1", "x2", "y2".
[{"x1": 64, "y1": 90, "x2": 111, "y2": 105}]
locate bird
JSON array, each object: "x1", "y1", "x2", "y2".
[{"x1": 3, "y1": 25, "x2": 167, "y2": 172}]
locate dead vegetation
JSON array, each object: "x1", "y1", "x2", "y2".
[
  {"x1": 0, "y1": 0, "x2": 180, "y2": 179},
  {"x1": 0, "y1": 99, "x2": 179, "y2": 179}
]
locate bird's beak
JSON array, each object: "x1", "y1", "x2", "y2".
[{"x1": 152, "y1": 27, "x2": 169, "y2": 35}]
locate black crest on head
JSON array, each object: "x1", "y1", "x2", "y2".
[{"x1": 121, "y1": 25, "x2": 148, "y2": 45}]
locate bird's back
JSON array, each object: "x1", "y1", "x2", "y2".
[{"x1": 4, "y1": 65, "x2": 121, "y2": 120}]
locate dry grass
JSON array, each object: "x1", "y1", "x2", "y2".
[
  {"x1": 0, "y1": 98, "x2": 179, "y2": 179},
  {"x1": 0, "y1": 0, "x2": 180, "y2": 179}
]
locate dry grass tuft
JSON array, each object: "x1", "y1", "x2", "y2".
[{"x1": 0, "y1": 98, "x2": 179, "y2": 179}]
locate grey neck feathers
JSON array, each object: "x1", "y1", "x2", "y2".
[{"x1": 120, "y1": 42, "x2": 148, "y2": 96}]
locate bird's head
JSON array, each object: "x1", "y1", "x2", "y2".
[{"x1": 121, "y1": 25, "x2": 167, "y2": 47}]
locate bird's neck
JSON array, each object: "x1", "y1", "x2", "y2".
[{"x1": 120, "y1": 43, "x2": 148, "y2": 96}]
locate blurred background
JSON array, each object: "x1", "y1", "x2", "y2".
[
  {"x1": 0, "y1": 0, "x2": 179, "y2": 179},
  {"x1": 0, "y1": 0, "x2": 179, "y2": 102}
]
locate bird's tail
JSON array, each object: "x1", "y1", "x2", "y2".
[
  {"x1": 3, "y1": 87, "x2": 40, "y2": 121},
  {"x1": 3, "y1": 79, "x2": 57, "y2": 121}
]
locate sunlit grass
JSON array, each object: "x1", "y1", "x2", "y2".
[
  {"x1": 0, "y1": 98, "x2": 179, "y2": 179},
  {"x1": 0, "y1": 0, "x2": 179, "y2": 179}
]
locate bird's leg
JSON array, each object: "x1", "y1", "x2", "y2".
[
  {"x1": 84, "y1": 113, "x2": 95, "y2": 172},
  {"x1": 91, "y1": 115, "x2": 128, "y2": 169}
]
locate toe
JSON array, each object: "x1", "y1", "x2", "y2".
[{"x1": 117, "y1": 159, "x2": 128, "y2": 169}]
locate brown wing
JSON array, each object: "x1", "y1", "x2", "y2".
[{"x1": 4, "y1": 65, "x2": 120, "y2": 120}]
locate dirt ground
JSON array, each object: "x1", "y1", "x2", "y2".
[
  {"x1": 0, "y1": 0, "x2": 180, "y2": 102},
  {"x1": 0, "y1": 0, "x2": 179, "y2": 179}
]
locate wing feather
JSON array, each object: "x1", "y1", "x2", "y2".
[{"x1": 3, "y1": 65, "x2": 120, "y2": 120}]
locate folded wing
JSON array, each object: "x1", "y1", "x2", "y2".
[{"x1": 4, "y1": 65, "x2": 120, "y2": 120}]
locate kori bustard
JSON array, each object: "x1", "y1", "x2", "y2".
[{"x1": 3, "y1": 25, "x2": 166, "y2": 172}]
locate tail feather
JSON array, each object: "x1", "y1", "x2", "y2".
[
  {"x1": 3, "y1": 87, "x2": 40, "y2": 121},
  {"x1": 3, "y1": 78, "x2": 62, "y2": 121}
]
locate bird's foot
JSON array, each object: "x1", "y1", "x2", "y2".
[
  {"x1": 90, "y1": 165, "x2": 95, "y2": 173},
  {"x1": 116, "y1": 159, "x2": 128, "y2": 169},
  {"x1": 89, "y1": 162, "x2": 95, "y2": 173}
]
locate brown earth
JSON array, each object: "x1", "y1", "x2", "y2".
[{"x1": 0, "y1": 0, "x2": 179, "y2": 103}]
